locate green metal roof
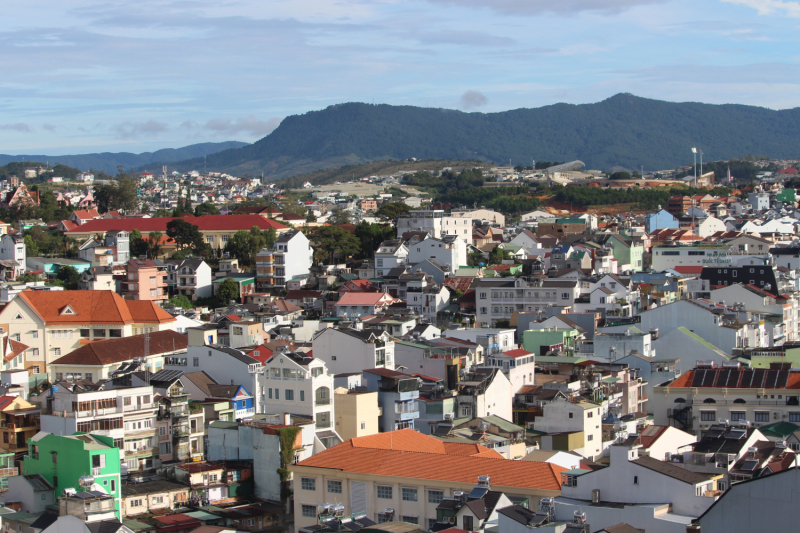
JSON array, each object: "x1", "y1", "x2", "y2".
[
  {"x1": 759, "y1": 421, "x2": 800, "y2": 438},
  {"x1": 677, "y1": 327, "x2": 729, "y2": 357},
  {"x1": 476, "y1": 415, "x2": 525, "y2": 433},
  {"x1": 534, "y1": 356, "x2": 588, "y2": 364},
  {"x1": 209, "y1": 420, "x2": 240, "y2": 430},
  {"x1": 562, "y1": 468, "x2": 592, "y2": 476},
  {"x1": 122, "y1": 519, "x2": 155, "y2": 532}
]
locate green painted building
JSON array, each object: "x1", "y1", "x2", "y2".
[
  {"x1": 522, "y1": 328, "x2": 579, "y2": 356},
  {"x1": 23, "y1": 433, "x2": 122, "y2": 519}
]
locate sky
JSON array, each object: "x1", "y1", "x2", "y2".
[{"x1": 2, "y1": 0, "x2": 800, "y2": 154}]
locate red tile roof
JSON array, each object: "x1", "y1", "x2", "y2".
[
  {"x1": 672, "y1": 266, "x2": 703, "y2": 274},
  {"x1": 225, "y1": 314, "x2": 243, "y2": 322},
  {"x1": 73, "y1": 209, "x2": 100, "y2": 219},
  {"x1": 15, "y1": 290, "x2": 174, "y2": 325},
  {"x1": 296, "y1": 429, "x2": 565, "y2": 491},
  {"x1": 0, "y1": 396, "x2": 18, "y2": 410},
  {"x1": 443, "y1": 277, "x2": 474, "y2": 291},
  {"x1": 336, "y1": 292, "x2": 394, "y2": 306},
  {"x1": 4, "y1": 338, "x2": 29, "y2": 362},
  {"x1": 502, "y1": 349, "x2": 532, "y2": 358},
  {"x1": 64, "y1": 214, "x2": 287, "y2": 235},
  {"x1": 245, "y1": 345, "x2": 274, "y2": 365},
  {"x1": 51, "y1": 330, "x2": 188, "y2": 366}
]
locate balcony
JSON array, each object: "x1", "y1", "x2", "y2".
[
  {"x1": 123, "y1": 403, "x2": 154, "y2": 413},
  {"x1": 126, "y1": 427, "x2": 158, "y2": 437},
  {"x1": 125, "y1": 447, "x2": 158, "y2": 457},
  {"x1": 235, "y1": 407, "x2": 255, "y2": 419},
  {"x1": 92, "y1": 467, "x2": 102, "y2": 476}
]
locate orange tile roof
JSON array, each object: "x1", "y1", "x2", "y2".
[
  {"x1": 126, "y1": 300, "x2": 176, "y2": 323},
  {"x1": 16, "y1": 290, "x2": 174, "y2": 325},
  {"x1": 295, "y1": 429, "x2": 564, "y2": 491},
  {"x1": 4, "y1": 338, "x2": 29, "y2": 362}
]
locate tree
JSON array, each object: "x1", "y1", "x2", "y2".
[
  {"x1": 194, "y1": 202, "x2": 220, "y2": 216},
  {"x1": 375, "y1": 202, "x2": 412, "y2": 222},
  {"x1": 93, "y1": 167, "x2": 139, "y2": 214},
  {"x1": 56, "y1": 265, "x2": 80, "y2": 290},
  {"x1": 354, "y1": 221, "x2": 394, "y2": 259},
  {"x1": 16, "y1": 273, "x2": 42, "y2": 283},
  {"x1": 129, "y1": 229, "x2": 148, "y2": 258},
  {"x1": 311, "y1": 226, "x2": 360, "y2": 264},
  {"x1": 168, "y1": 294, "x2": 193, "y2": 309},
  {"x1": 216, "y1": 278, "x2": 239, "y2": 306},
  {"x1": 305, "y1": 211, "x2": 317, "y2": 222},
  {"x1": 23, "y1": 235, "x2": 39, "y2": 257},
  {"x1": 166, "y1": 219, "x2": 204, "y2": 251},
  {"x1": 279, "y1": 202, "x2": 308, "y2": 216},
  {"x1": 327, "y1": 206, "x2": 352, "y2": 225},
  {"x1": 147, "y1": 231, "x2": 163, "y2": 259},
  {"x1": 609, "y1": 171, "x2": 631, "y2": 180},
  {"x1": 224, "y1": 226, "x2": 269, "y2": 265}
]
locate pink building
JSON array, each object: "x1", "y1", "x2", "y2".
[{"x1": 122, "y1": 259, "x2": 169, "y2": 302}]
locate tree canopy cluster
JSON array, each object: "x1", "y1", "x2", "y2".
[{"x1": 555, "y1": 185, "x2": 733, "y2": 209}]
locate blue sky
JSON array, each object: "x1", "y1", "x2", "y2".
[{"x1": 2, "y1": 0, "x2": 799, "y2": 154}]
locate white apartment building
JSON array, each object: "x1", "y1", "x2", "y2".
[
  {"x1": 480, "y1": 348, "x2": 536, "y2": 395},
  {"x1": 253, "y1": 351, "x2": 342, "y2": 450},
  {"x1": 474, "y1": 278, "x2": 580, "y2": 328},
  {"x1": 38, "y1": 385, "x2": 159, "y2": 472},
  {"x1": 374, "y1": 239, "x2": 408, "y2": 277},
  {"x1": 396, "y1": 210, "x2": 472, "y2": 243},
  {"x1": 312, "y1": 326, "x2": 395, "y2": 375},
  {"x1": 0, "y1": 234, "x2": 26, "y2": 274},
  {"x1": 406, "y1": 235, "x2": 466, "y2": 275},
  {"x1": 174, "y1": 258, "x2": 213, "y2": 300},
  {"x1": 533, "y1": 398, "x2": 603, "y2": 460},
  {"x1": 650, "y1": 244, "x2": 771, "y2": 272},
  {"x1": 256, "y1": 230, "x2": 313, "y2": 290},
  {"x1": 709, "y1": 283, "x2": 799, "y2": 345}
]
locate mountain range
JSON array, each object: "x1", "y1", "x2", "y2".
[
  {"x1": 0, "y1": 141, "x2": 249, "y2": 174},
  {"x1": 155, "y1": 94, "x2": 800, "y2": 179}
]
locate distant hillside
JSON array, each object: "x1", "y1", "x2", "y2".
[
  {"x1": 0, "y1": 141, "x2": 249, "y2": 174},
  {"x1": 160, "y1": 94, "x2": 800, "y2": 178}
]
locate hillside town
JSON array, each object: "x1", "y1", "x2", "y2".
[{"x1": 0, "y1": 164, "x2": 798, "y2": 533}]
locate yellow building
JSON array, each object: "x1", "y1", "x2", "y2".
[
  {"x1": 334, "y1": 387, "x2": 380, "y2": 441},
  {"x1": 289, "y1": 429, "x2": 565, "y2": 530},
  {"x1": 0, "y1": 395, "x2": 40, "y2": 455},
  {"x1": 0, "y1": 290, "x2": 176, "y2": 375}
]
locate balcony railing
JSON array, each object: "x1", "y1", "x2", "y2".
[{"x1": 125, "y1": 447, "x2": 158, "y2": 457}]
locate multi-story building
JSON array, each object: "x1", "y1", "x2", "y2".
[
  {"x1": 374, "y1": 239, "x2": 408, "y2": 278},
  {"x1": 62, "y1": 215, "x2": 289, "y2": 251},
  {"x1": 406, "y1": 235, "x2": 466, "y2": 275},
  {"x1": 122, "y1": 259, "x2": 168, "y2": 302},
  {"x1": 290, "y1": 430, "x2": 564, "y2": 531},
  {"x1": 47, "y1": 330, "x2": 189, "y2": 383},
  {"x1": 362, "y1": 368, "x2": 420, "y2": 431},
  {"x1": 79, "y1": 266, "x2": 117, "y2": 291},
  {"x1": 652, "y1": 364, "x2": 800, "y2": 438},
  {"x1": 0, "y1": 234, "x2": 26, "y2": 274},
  {"x1": 38, "y1": 384, "x2": 159, "y2": 473},
  {"x1": 396, "y1": 210, "x2": 472, "y2": 243},
  {"x1": 23, "y1": 432, "x2": 123, "y2": 519},
  {"x1": 0, "y1": 290, "x2": 176, "y2": 375},
  {"x1": 255, "y1": 230, "x2": 313, "y2": 291},
  {"x1": 174, "y1": 258, "x2": 213, "y2": 300},
  {"x1": 399, "y1": 272, "x2": 450, "y2": 323},
  {"x1": 333, "y1": 387, "x2": 379, "y2": 441},
  {"x1": 0, "y1": 396, "x2": 40, "y2": 455},
  {"x1": 253, "y1": 351, "x2": 342, "y2": 449},
  {"x1": 312, "y1": 326, "x2": 395, "y2": 375},
  {"x1": 474, "y1": 278, "x2": 580, "y2": 328},
  {"x1": 532, "y1": 397, "x2": 603, "y2": 460},
  {"x1": 480, "y1": 348, "x2": 536, "y2": 395}
]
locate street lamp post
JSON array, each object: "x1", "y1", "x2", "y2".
[{"x1": 691, "y1": 147, "x2": 698, "y2": 187}]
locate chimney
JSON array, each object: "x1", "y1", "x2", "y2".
[{"x1": 284, "y1": 413, "x2": 291, "y2": 425}]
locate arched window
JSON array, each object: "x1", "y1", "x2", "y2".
[
  {"x1": 674, "y1": 398, "x2": 686, "y2": 403},
  {"x1": 315, "y1": 387, "x2": 330, "y2": 405},
  {"x1": 703, "y1": 398, "x2": 716, "y2": 404},
  {"x1": 734, "y1": 398, "x2": 746, "y2": 404}
]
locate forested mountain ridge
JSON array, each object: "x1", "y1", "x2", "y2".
[
  {"x1": 0, "y1": 141, "x2": 249, "y2": 174},
  {"x1": 162, "y1": 94, "x2": 800, "y2": 178}
]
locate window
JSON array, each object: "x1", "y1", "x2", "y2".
[
  {"x1": 428, "y1": 519, "x2": 437, "y2": 530},
  {"x1": 463, "y1": 516, "x2": 473, "y2": 531},
  {"x1": 54, "y1": 348, "x2": 60, "y2": 357},
  {"x1": 327, "y1": 480, "x2": 342, "y2": 493},
  {"x1": 109, "y1": 329, "x2": 122, "y2": 338},
  {"x1": 31, "y1": 331, "x2": 38, "y2": 339},
  {"x1": 790, "y1": 413, "x2": 800, "y2": 423},
  {"x1": 701, "y1": 411, "x2": 716, "y2": 421},
  {"x1": 377, "y1": 513, "x2": 391, "y2": 524},
  {"x1": 428, "y1": 490, "x2": 443, "y2": 504},
  {"x1": 93, "y1": 329, "x2": 106, "y2": 338},
  {"x1": 361, "y1": 422, "x2": 366, "y2": 430},
  {"x1": 56, "y1": 372, "x2": 63, "y2": 381},
  {"x1": 568, "y1": 412, "x2": 573, "y2": 419},
  {"x1": 402, "y1": 487, "x2": 417, "y2": 501},
  {"x1": 286, "y1": 389, "x2": 294, "y2": 401},
  {"x1": 193, "y1": 357, "x2": 199, "y2": 367},
  {"x1": 31, "y1": 365, "x2": 40, "y2": 374},
  {"x1": 124, "y1": 397, "x2": 132, "y2": 406},
  {"x1": 31, "y1": 349, "x2": 39, "y2": 357},
  {"x1": 301, "y1": 478, "x2": 316, "y2": 491},
  {"x1": 588, "y1": 434, "x2": 594, "y2": 441},
  {"x1": 275, "y1": 389, "x2": 280, "y2": 400},
  {"x1": 85, "y1": 373, "x2": 92, "y2": 381},
  {"x1": 377, "y1": 485, "x2": 392, "y2": 499},
  {"x1": 634, "y1": 476, "x2": 638, "y2": 484},
  {"x1": 152, "y1": 496, "x2": 163, "y2": 504},
  {"x1": 730, "y1": 411, "x2": 746, "y2": 422},
  {"x1": 402, "y1": 516, "x2": 419, "y2": 525},
  {"x1": 302, "y1": 505, "x2": 316, "y2": 518},
  {"x1": 755, "y1": 411, "x2": 770, "y2": 422},
  {"x1": 588, "y1": 412, "x2": 593, "y2": 418},
  {"x1": 300, "y1": 390, "x2": 305, "y2": 402}
]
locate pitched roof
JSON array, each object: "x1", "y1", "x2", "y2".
[
  {"x1": 502, "y1": 349, "x2": 532, "y2": 358},
  {"x1": 295, "y1": 429, "x2": 564, "y2": 491},
  {"x1": 4, "y1": 338, "x2": 29, "y2": 362},
  {"x1": 180, "y1": 371, "x2": 218, "y2": 397},
  {"x1": 336, "y1": 292, "x2": 393, "y2": 306},
  {"x1": 15, "y1": 290, "x2": 175, "y2": 325},
  {"x1": 631, "y1": 456, "x2": 714, "y2": 484},
  {"x1": 64, "y1": 214, "x2": 287, "y2": 235},
  {"x1": 50, "y1": 331, "x2": 188, "y2": 366}
]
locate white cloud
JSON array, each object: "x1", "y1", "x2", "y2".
[
  {"x1": 111, "y1": 120, "x2": 168, "y2": 140},
  {"x1": 459, "y1": 90, "x2": 488, "y2": 110},
  {"x1": 722, "y1": 0, "x2": 800, "y2": 17},
  {"x1": 426, "y1": 0, "x2": 667, "y2": 15},
  {"x1": 203, "y1": 116, "x2": 282, "y2": 137},
  {"x1": 0, "y1": 123, "x2": 32, "y2": 133}
]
